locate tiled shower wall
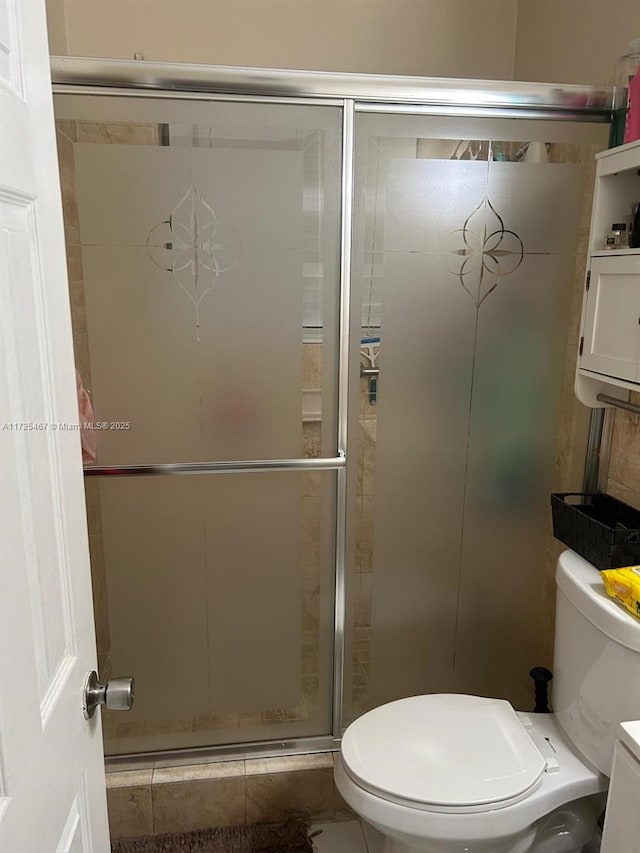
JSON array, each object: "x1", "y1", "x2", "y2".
[
  {"x1": 606, "y1": 400, "x2": 640, "y2": 513},
  {"x1": 541, "y1": 142, "x2": 603, "y2": 668}
]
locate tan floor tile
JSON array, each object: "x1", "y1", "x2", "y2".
[
  {"x1": 152, "y1": 777, "x2": 245, "y2": 834},
  {"x1": 107, "y1": 785, "x2": 153, "y2": 839},
  {"x1": 246, "y1": 767, "x2": 334, "y2": 823}
]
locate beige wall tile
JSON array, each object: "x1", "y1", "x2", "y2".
[
  {"x1": 354, "y1": 572, "x2": 372, "y2": 628},
  {"x1": 77, "y1": 121, "x2": 159, "y2": 145},
  {"x1": 56, "y1": 129, "x2": 79, "y2": 232},
  {"x1": 56, "y1": 119, "x2": 78, "y2": 143},
  {"x1": 302, "y1": 674, "x2": 319, "y2": 706},
  {"x1": 84, "y1": 478, "x2": 102, "y2": 536},
  {"x1": 359, "y1": 419, "x2": 377, "y2": 497},
  {"x1": 98, "y1": 651, "x2": 112, "y2": 682},
  {"x1": 245, "y1": 767, "x2": 334, "y2": 823},
  {"x1": 106, "y1": 770, "x2": 153, "y2": 789},
  {"x1": 262, "y1": 706, "x2": 307, "y2": 724},
  {"x1": 65, "y1": 224, "x2": 80, "y2": 245},
  {"x1": 107, "y1": 785, "x2": 153, "y2": 839},
  {"x1": 302, "y1": 343, "x2": 322, "y2": 389},
  {"x1": 73, "y1": 331, "x2": 92, "y2": 388},
  {"x1": 65, "y1": 243, "x2": 84, "y2": 283},
  {"x1": 192, "y1": 713, "x2": 239, "y2": 732},
  {"x1": 301, "y1": 636, "x2": 318, "y2": 684},
  {"x1": 359, "y1": 377, "x2": 378, "y2": 420},
  {"x1": 152, "y1": 777, "x2": 246, "y2": 834},
  {"x1": 301, "y1": 496, "x2": 321, "y2": 577},
  {"x1": 245, "y1": 754, "x2": 333, "y2": 776},
  {"x1": 89, "y1": 534, "x2": 110, "y2": 658},
  {"x1": 238, "y1": 711, "x2": 263, "y2": 727},
  {"x1": 606, "y1": 478, "x2": 640, "y2": 512},
  {"x1": 609, "y1": 408, "x2": 640, "y2": 495},
  {"x1": 153, "y1": 761, "x2": 244, "y2": 784},
  {"x1": 303, "y1": 470, "x2": 322, "y2": 498},
  {"x1": 355, "y1": 496, "x2": 374, "y2": 571},
  {"x1": 302, "y1": 422, "x2": 322, "y2": 458},
  {"x1": 69, "y1": 279, "x2": 87, "y2": 336},
  {"x1": 301, "y1": 576, "x2": 320, "y2": 632},
  {"x1": 168, "y1": 718, "x2": 195, "y2": 734}
]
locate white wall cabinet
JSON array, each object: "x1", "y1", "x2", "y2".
[{"x1": 575, "y1": 139, "x2": 640, "y2": 407}]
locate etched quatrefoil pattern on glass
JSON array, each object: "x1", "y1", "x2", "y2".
[
  {"x1": 146, "y1": 185, "x2": 240, "y2": 333},
  {"x1": 442, "y1": 196, "x2": 524, "y2": 307}
]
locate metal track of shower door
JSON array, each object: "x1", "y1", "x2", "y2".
[
  {"x1": 50, "y1": 56, "x2": 625, "y2": 119},
  {"x1": 83, "y1": 456, "x2": 345, "y2": 477}
]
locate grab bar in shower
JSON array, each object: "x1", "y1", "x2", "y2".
[
  {"x1": 596, "y1": 393, "x2": 640, "y2": 416},
  {"x1": 83, "y1": 455, "x2": 346, "y2": 477}
]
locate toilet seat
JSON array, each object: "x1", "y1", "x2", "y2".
[
  {"x1": 337, "y1": 705, "x2": 608, "y2": 848},
  {"x1": 341, "y1": 694, "x2": 546, "y2": 813}
]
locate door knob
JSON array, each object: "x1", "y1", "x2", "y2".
[{"x1": 83, "y1": 670, "x2": 135, "y2": 719}]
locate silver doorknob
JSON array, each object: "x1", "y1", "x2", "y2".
[{"x1": 83, "y1": 670, "x2": 135, "y2": 719}]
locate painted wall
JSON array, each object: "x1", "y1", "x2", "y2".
[
  {"x1": 512, "y1": 2, "x2": 640, "y2": 531},
  {"x1": 54, "y1": 0, "x2": 519, "y2": 79},
  {"x1": 514, "y1": 0, "x2": 640, "y2": 85},
  {"x1": 47, "y1": 0, "x2": 640, "y2": 85},
  {"x1": 45, "y1": 0, "x2": 67, "y2": 54}
]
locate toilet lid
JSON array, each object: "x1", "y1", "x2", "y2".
[{"x1": 341, "y1": 694, "x2": 546, "y2": 811}]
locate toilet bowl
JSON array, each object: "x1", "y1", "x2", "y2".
[
  {"x1": 336, "y1": 551, "x2": 640, "y2": 853},
  {"x1": 335, "y1": 694, "x2": 607, "y2": 853}
]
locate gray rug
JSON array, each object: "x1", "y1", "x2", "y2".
[{"x1": 111, "y1": 823, "x2": 315, "y2": 853}]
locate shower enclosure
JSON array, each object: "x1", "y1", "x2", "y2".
[{"x1": 52, "y1": 58, "x2": 616, "y2": 762}]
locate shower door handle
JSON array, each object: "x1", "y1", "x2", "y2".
[{"x1": 83, "y1": 670, "x2": 135, "y2": 719}]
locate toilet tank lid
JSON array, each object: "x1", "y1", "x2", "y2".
[{"x1": 556, "y1": 550, "x2": 640, "y2": 652}]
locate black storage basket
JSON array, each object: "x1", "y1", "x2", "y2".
[{"x1": 551, "y1": 492, "x2": 640, "y2": 570}]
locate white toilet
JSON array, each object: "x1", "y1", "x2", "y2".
[{"x1": 335, "y1": 550, "x2": 640, "y2": 853}]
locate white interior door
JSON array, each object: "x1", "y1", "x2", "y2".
[{"x1": 0, "y1": 0, "x2": 110, "y2": 850}]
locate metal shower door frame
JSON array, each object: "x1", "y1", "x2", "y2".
[{"x1": 51, "y1": 58, "x2": 619, "y2": 768}]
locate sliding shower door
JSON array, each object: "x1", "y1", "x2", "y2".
[
  {"x1": 55, "y1": 83, "x2": 610, "y2": 757},
  {"x1": 344, "y1": 112, "x2": 607, "y2": 724},
  {"x1": 54, "y1": 94, "x2": 342, "y2": 754}
]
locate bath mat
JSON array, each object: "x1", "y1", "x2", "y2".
[{"x1": 111, "y1": 822, "x2": 315, "y2": 853}]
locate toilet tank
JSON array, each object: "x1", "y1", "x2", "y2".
[{"x1": 553, "y1": 550, "x2": 640, "y2": 777}]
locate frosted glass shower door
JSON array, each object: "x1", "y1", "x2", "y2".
[
  {"x1": 53, "y1": 95, "x2": 342, "y2": 754},
  {"x1": 345, "y1": 114, "x2": 606, "y2": 723}
]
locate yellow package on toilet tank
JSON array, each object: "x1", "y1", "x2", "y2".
[{"x1": 601, "y1": 567, "x2": 640, "y2": 620}]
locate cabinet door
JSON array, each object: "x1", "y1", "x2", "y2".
[{"x1": 581, "y1": 256, "x2": 640, "y2": 382}]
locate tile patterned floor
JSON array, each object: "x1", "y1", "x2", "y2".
[
  {"x1": 311, "y1": 820, "x2": 384, "y2": 853},
  {"x1": 311, "y1": 820, "x2": 603, "y2": 853}
]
